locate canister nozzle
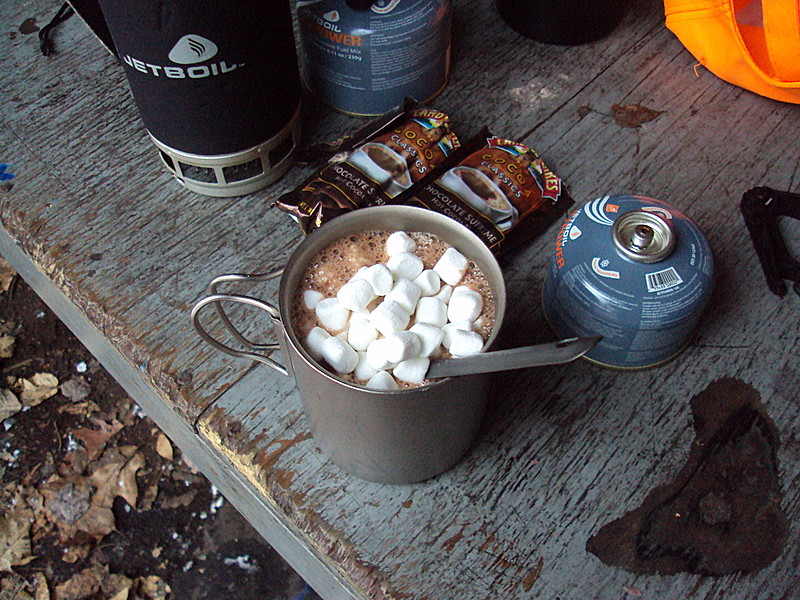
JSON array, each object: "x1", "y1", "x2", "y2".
[{"x1": 612, "y1": 210, "x2": 676, "y2": 263}]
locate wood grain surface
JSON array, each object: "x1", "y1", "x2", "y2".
[{"x1": 2, "y1": 0, "x2": 799, "y2": 598}]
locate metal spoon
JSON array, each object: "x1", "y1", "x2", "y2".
[{"x1": 426, "y1": 336, "x2": 601, "y2": 378}]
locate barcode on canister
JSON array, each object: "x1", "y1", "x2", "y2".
[{"x1": 646, "y1": 267, "x2": 683, "y2": 292}]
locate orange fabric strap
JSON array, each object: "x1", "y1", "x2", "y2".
[{"x1": 762, "y1": 0, "x2": 800, "y2": 80}]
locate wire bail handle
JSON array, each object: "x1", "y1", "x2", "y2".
[{"x1": 190, "y1": 269, "x2": 289, "y2": 376}]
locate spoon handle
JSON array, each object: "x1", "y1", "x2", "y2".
[{"x1": 426, "y1": 336, "x2": 601, "y2": 378}]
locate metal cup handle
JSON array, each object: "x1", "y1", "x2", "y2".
[{"x1": 190, "y1": 269, "x2": 289, "y2": 376}]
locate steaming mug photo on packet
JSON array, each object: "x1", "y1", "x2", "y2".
[
  {"x1": 275, "y1": 103, "x2": 460, "y2": 232},
  {"x1": 397, "y1": 132, "x2": 574, "y2": 254}
]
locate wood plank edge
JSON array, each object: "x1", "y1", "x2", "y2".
[
  {"x1": 199, "y1": 412, "x2": 411, "y2": 600},
  {"x1": 0, "y1": 225, "x2": 363, "y2": 600}
]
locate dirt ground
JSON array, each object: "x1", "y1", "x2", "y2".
[{"x1": 0, "y1": 260, "x2": 322, "y2": 600}]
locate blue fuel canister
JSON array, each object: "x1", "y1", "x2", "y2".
[
  {"x1": 296, "y1": 0, "x2": 452, "y2": 116},
  {"x1": 542, "y1": 195, "x2": 714, "y2": 369}
]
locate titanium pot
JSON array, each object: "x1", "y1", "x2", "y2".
[{"x1": 192, "y1": 206, "x2": 506, "y2": 484}]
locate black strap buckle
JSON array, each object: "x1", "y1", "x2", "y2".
[{"x1": 740, "y1": 187, "x2": 800, "y2": 297}]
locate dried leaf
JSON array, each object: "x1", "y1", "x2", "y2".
[
  {"x1": 89, "y1": 459, "x2": 126, "y2": 509},
  {"x1": 137, "y1": 576, "x2": 171, "y2": 600},
  {"x1": 57, "y1": 448, "x2": 88, "y2": 478},
  {"x1": 90, "y1": 449, "x2": 145, "y2": 509},
  {"x1": 155, "y1": 434, "x2": 173, "y2": 461},
  {"x1": 0, "y1": 257, "x2": 15, "y2": 294},
  {"x1": 159, "y1": 489, "x2": 197, "y2": 510},
  {"x1": 34, "y1": 572, "x2": 50, "y2": 600},
  {"x1": 117, "y1": 452, "x2": 146, "y2": 507},
  {"x1": 108, "y1": 590, "x2": 129, "y2": 600},
  {"x1": 16, "y1": 373, "x2": 59, "y2": 407},
  {"x1": 0, "y1": 335, "x2": 15, "y2": 359},
  {"x1": 611, "y1": 103, "x2": 664, "y2": 128},
  {"x1": 139, "y1": 484, "x2": 158, "y2": 511},
  {"x1": 42, "y1": 480, "x2": 92, "y2": 525},
  {"x1": 73, "y1": 505, "x2": 115, "y2": 538},
  {"x1": 59, "y1": 377, "x2": 91, "y2": 403},
  {"x1": 72, "y1": 419, "x2": 123, "y2": 461},
  {"x1": 0, "y1": 574, "x2": 34, "y2": 600},
  {"x1": 102, "y1": 575, "x2": 133, "y2": 600},
  {"x1": 54, "y1": 565, "x2": 107, "y2": 600},
  {"x1": 0, "y1": 503, "x2": 34, "y2": 571},
  {"x1": 0, "y1": 388, "x2": 21, "y2": 421},
  {"x1": 61, "y1": 543, "x2": 91, "y2": 564},
  {"x1": 58, "y1": 401, "x2": 101, "y2": 417}
]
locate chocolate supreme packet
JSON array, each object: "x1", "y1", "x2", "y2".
[
  {"x1": 275, "y1": 103, "x2": 460, "y2": 232},
  {"x1": 395, "y1": 131, "x2": 574, "y2": 254}
]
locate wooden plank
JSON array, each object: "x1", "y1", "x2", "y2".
[
  {"x1": 198, "y1": 1, "x2": 800, "y2": 600},
  {"x1": 3, "y1": 0, "x2": 800, "y2": 599}
]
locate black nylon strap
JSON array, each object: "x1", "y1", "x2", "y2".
[{"x1": 39, "y1": 2, "x2": 75, "y2": 56}]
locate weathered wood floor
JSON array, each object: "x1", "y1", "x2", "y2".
[{"x1": 2, "y1": 0, "x2": 799, "y2": 598}]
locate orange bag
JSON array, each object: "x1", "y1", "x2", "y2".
[{"x1": 665, "y1": 0, "x2": 800, "y2": 103}]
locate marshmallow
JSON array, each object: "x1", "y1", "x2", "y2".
[
  {"x1": 354, "y1": 352, "x2": 378, "y2": 381},
  {"x1": 382, "y1": 331, "x2": 423, "y2": 363},
  {"x1": 447, "y1": 289, "x2": 483, "y2": 323},
  {"x1": 441, "y1": 320, "x2": 472, "y2": 350},
  {"x1": 321, "y1": 336, "x2": 359, "y2": 373},
  {"x1": 386, "y1": 231, "x2": 416, "y2": 256},
  {"x1": 434, "y1": 247, "x2": 468, "y2": 286},
  {"x1": 369, "y1": 300, "x2": 410, "y2": 337},
  {"x1": 366, "y1": 371, "x2": 399, "y2": 391},
  {"x1": 347, "y1": 314, "x2": 379, "y2": 351},
  {"x1": 413, "y1": 270, "x2": 441, "y2": 297},
  {"x1": 315, "y1": 298, "x2": 350, "y2": 331},
  {"x1": 387, "y1": 252, "x2": 424, "y2": 281},
  {"x1": 386, "y1": 279, "x2": 421, "y2": 314},
  {"x1": 448, "y1": 328, "x2": 485, "y2": 357},
  {"x1": 414, "y1": 296, "x2": 447, "y2": 327},
  {"x1": 303, "y1": 289, "x2": 324, "y2": 311},
  {"x1": 337, "y1": 278, "x2": 376, "y2": 312},
  {"x1": 393, "y1": 357, "x2": 430, "y2": 384},
  {"x1": 364, "y1": 331, "x2": 421, "y2": 370},
  {"x1": 354, "y1": 263, "x2": 394, "y2": 296},
  {"x1": 434, "y1": 284, "x2": 453, "y2": 303},
  {"x1": 305, "y1": 327, "x2": 331, "y2": 361},
  {"x1": 409, "y1": 322, "x2": 444, "y2": 357},
  {"x1": 365, "y1": 338, "x2": 397, "y2": 371}
]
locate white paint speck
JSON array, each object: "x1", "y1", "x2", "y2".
[
  {"x1": 223, "y1": 555, "x2": 259, "y2": 574},
  {"x1": 76, "y1": 361, "x2": 88, "y2": 373}
]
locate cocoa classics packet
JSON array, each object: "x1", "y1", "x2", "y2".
[
  {"x1": 395, "y1": 130, "x2": 574, "y2": 254},
  {"x1": 274, "y1": 102, "x2": 460, "y2": 232}
]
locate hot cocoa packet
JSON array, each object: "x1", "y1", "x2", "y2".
[
  {"x1": 275, "y1": 102, "x2": 460, "y2": 232},
  {"x1": 395, "y1": 131, "x2": 574, "y2": 254}
]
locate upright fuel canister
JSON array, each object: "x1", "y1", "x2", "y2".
[
  {"x1": 542, "y1": 195, "x2": 714, "y2": 369},
  {"x1": 296, "y1": 0, "x2": 452, "y2": 116}
]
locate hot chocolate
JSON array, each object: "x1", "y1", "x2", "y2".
[{"x1": 291, "y1": 229, "x2": 496, "y2": 389}]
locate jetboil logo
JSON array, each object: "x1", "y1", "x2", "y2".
[{"x1": 121, "y1": 34, "x2": 244, "y2": 79}]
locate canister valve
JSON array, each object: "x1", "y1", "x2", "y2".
[{"x1": 612, "y1": 210, "x2": 676, "y2": 263}]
